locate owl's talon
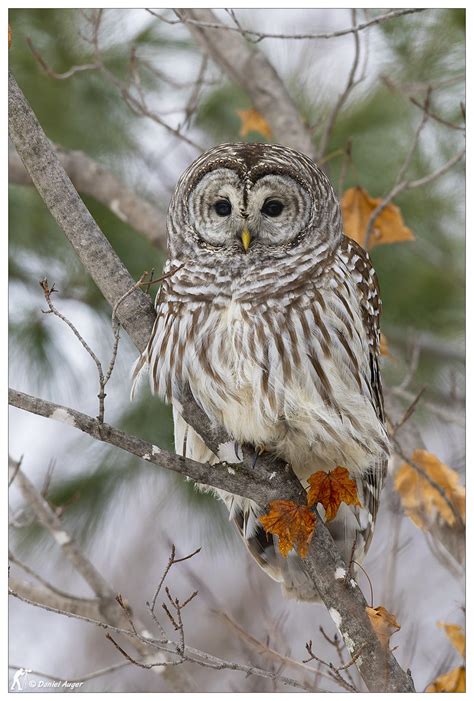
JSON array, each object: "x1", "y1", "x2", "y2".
[
  {"x1": 234, "y1": 441, "x2": 242, "y2": 461},
  {"x1": 251, "y1": 446, "x2": 266, "y2": 469}
]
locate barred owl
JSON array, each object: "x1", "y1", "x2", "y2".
[{"x1": 134, "y1": 143, "x2": 389, "y2": 601}]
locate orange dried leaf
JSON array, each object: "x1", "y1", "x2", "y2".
[
  {"x1": 394, "y1": 450, "x2": 465, "y2": 529},
  {"x1": 366, "y1": 606, "x2": 400, "y2": 648},
  {"x1": 437, "y1": 622, "x2": 465, "y2": 658},
  {"x1": 8, "y1": 23, "x2": 12, "y2": 49},
  {"x1": 379, "y1": 332, "x2": 393, "y2": 358},
  {"x1": 259, "y1": 499, "x2": 316, "y2": 558},
  {"x1": 238, "y1": 108, "x2": 272, "y2": 140},
  {"x1": 341, "y1": 186, "x2": 414, "y2": 250},
  {"x1": 426, "y1": 666, "x2": 465, "y2": 693},
  {"x1": 307, "y1": 466, "x2": 361, "y2": 521}
]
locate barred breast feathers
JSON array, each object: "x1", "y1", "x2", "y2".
[{"x1": 138, "y1": 240, "x2": 389, "y2": 487}]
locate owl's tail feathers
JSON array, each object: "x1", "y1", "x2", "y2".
[{"x1": 232, "y1": 509, "x2": 322, "y2": 602}]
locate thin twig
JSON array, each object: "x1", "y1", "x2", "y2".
[
  {"x1": 390, "y1": 386, "x2": 426, "y2": 436},
  {"x1": 27, "y1": 18, "x2": 203, "y2": 152},
  {"x1": 409, "y1": 96, "x2": 465, "y2": 132},
  {"x1": 149, "y1": 8, "x2": 426, "y2": 43},
  {"x1": 26, "y1": 37, "x2": 99, "y2": 79},
  {"x1": 9, "y1": 550, "x2": 97, "y2": 605},
  {"x1": 40, "y1": 278, "x2": 110, "y2": 423},
  {"x1": 303, "y1": 641, "x2": 358, "y2": 693},
  {"x1": 318, "y1": 10, "x2": 362, "y2": 160},
  {"x1": 364, "y1": 89, "x2": 431, "y2": 248}
]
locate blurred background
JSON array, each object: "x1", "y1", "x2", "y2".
[{"x1": 9, "y1": 8, "x2": 465, "y2": 692}]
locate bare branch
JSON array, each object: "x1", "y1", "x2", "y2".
[
  {"x1": 409, "y1": 96, "x2": 465, "y2": 132},
  {"x1": 149, "y1": 545, "x2": 201, "y2": 616},
  {"x1": 9, "y1": 550, "x2": 99, "y2": 605},
  {"x1": 10, "y1": 587, "x2": 312, "y2": 691},
  {"x1": 152, "y1": 9, "x2": 426, "y2": 43},
  {"x1": 26, "y1": 36, "x2": 99, "y2": 79},
  {"x1": 12, "y1": 464, "x2": 117, "y2": 601},
  {"x1": 9, "y1": 576, "x2": 102, "y2": 621},
  {"x1": 8, "y1": 70, "x2": 157, "y2": 353},
  {"x1": 387, "y1": 386, "x2": 464, "y2": 427},
  {"x1": 317, "y1": 10, "x2": 362, "y2": 160},
  {"x1": 9, "y1": 147, "x2": 166, "y2": 248},
  {"x1": 8, "y1": 388, "x2": 296, "y2": 504},
  {"x1": 363, "y1": 87, "x2": 465, "y2": 247},
  {"x1": 175, "y1": 8, "x2": 316, "y2": 157},
  {"x1": 215, "y1": 609, "x2": 338, "y2": 689},
  {"x1": 303, "y1": 640, "x2": 358, "y2": 692},
  {"x1": 26, "y1": 12, "x2": 203, "y2": 152}
]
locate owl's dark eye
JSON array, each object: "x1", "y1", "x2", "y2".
[
  {"x1": 214, "y1": 199, "x2": 232, "y2": 217},
  {"x1": 262, "y1": 199, "x2": 284, "y2": 217}
]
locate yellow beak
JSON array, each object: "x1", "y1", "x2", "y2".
[{"x1": 241, "y1": 227, "x2": 251, "y2": 252}]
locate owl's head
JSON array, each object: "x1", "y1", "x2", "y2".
[{"x1": 167, "y1": 143, "x2": 342, "y2": 259}]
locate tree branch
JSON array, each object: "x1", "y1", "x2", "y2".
[
  {"x1": 9, "y1": 577, "x2": 102, "y2": 621},
  {"x1": 154, "y1": 9, "x2": 425, "y2": 43},
  {"x1": 8, "y1": 71, "x2": 156, "y2": 354},
  {"x1": 174, "y1": 9, "x2": 316, "y2": 158},
  {"x1": 10, "y1": 587, "x2": 311, "y2": 691},
  {"x1": 9, "y1": 146, "x2": 167, "y2": 248}
]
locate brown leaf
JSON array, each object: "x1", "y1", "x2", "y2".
[
  {"x1": 307, "y1": 466, "x2": 361, "y2": 521},
  {"x1": 237, "y1": 108, "x2": 272, "y2": 140},
  {"x1": 379, "y1": 332, "x2": 390, "y2": 357},
  {"x1": 437, "y1": 622, "x2": 465, "y2": 658},
  {"x1": 394, "y1": 450, "x2": 465, "y2": 529},
  {"x1": 341, "y1": 186, "x2": 414, "y2": 250},
  {"x1": 366, "y1": 606, "x2": 400, "y2": 648},
  {"x1": 426, "y1": 666, "x2": 465, "y2": 693},
  {"x1": 259, "y1": 500, "x2": 316, "y2": 558},
  {"x1": 8, "y1": 23, "x2": 12, "y2": 49}
]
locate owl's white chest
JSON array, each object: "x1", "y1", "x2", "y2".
[{"x1": 150, "y1": 293, "x2": 388, "y2": 480}]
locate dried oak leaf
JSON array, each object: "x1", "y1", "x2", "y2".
[
  {"x1": 238, "y1": 108, "x2": 272, "y2": 140},
  {"x1": 307, "y1": 466, "x2": 361, "y2": 521},
  {"x1": 259, "y1": 499, "x2": 316, "y2": 558},
  {"x1": 366, "y1": 606, "x2": 400, "y2": 648},
  {"x1": 437, "y1": 622, "x2": 465, "y2": 659},
  {"x1": 379, "y1": 332, "x2": 394, "y2": 359},
  {"x1": 341, "y1": 186, "x2": 414, "y2": 250},
  {"x1": 394, "y1": 449, "x2": 465, "y2": 529},
  {"x1": 426, "y1": 666, "x2": 466, "y2": 693}
]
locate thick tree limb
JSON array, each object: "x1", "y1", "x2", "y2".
[
  {"x1": 9, "y1": 147, "x2": 166, "y2": 248},
  {"x1": 8, "y1": 70, "x2": 415, "y2": 691},
  {"x1": 8, "y1": 71, "x2": 156, "y2": 354},
  {"x1": 175, "y1": 9, "x2": 316, "y2": 158}
]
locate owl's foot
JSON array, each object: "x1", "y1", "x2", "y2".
[{"x1": 251, "y1": 445, "x2": 266, "y2": 469}]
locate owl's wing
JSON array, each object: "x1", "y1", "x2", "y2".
[{"x1": 338, "y1": 235, "x2": 387, "y2": 555}]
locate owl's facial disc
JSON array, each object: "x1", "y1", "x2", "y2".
[
  {"x1": 188, "y1": 168, "x2": 244, "y2": 249},
  {"x1": 187, "y1": 168, "x2": 312, "y2": 252},
  {"x1": 246, "y1": 174, "x2": 312, "y2": 247}
]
